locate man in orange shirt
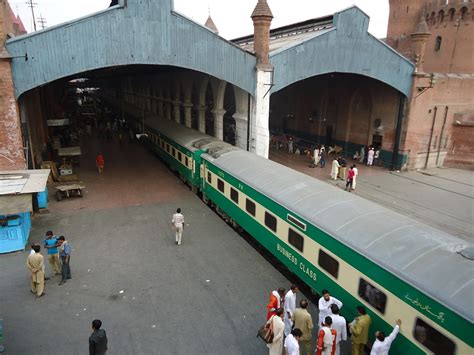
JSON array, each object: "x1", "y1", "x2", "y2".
[
  {"x1": 266, "y1": 287, "x2": 285, "y2": 320},
  {"x1": 315, "y1": 316, "x2": 337, "y2": 355}
]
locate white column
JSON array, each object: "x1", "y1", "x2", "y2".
[
  {"x1": 251, "y1": 68, "x2": 272, "y2": 158},
  {"x1": 212, "y1": 108, "x2": 226, "y2": 141},
  {"x1": 233, "y1": 112, "x2": 248, "y2": 150},
  {"x1": 198, "y1": 106, "x2": 206, "y2": 134}
]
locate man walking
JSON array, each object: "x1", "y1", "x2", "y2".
[
  {"x1": 26, "y1": 245, "x2": 45, "y2": 297},
  {"x1": 318, "y1": 290, "x2": 343, "y2": 328},
  {"x1": 345, "y1": 166, "x2": 355, "y2": 192},
  {"x1": 89, "y1": 319, "x2": 108, "y2": 355},
  {"x1": 171, "y1": 208, "x2": 185, "y2": 246},
  {"x1": 284, "y1": 284, "x2": 298, "y2": 336},
  {"x1": 370, "y1": 320, "x2": 401, "y2": 355},
  {"x1": 293, "y1": 299, "x2": 313, "y2": 355},
  {"x1": 329, "y1": 304, "x2": 347, "y2": 355},
  {"x1": 58, "y1": 236, "x2": 72, "y2": 285},
  {"x1": 350, "y1": 306, "x2": 372, "y2": 355},
  {"x1": 330, "y1": 158, "x2": 340, "y2": 180},
  {"x1": 44, "y1": 231, "x2": 61, "y2": 277}
]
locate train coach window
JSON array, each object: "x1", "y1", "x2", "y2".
[
  {"x1": 318, "y1": 249, "x2": 339, "y2": 278},
  {"x1": 414, "y1": 318, "x2": 455, "y2": 355},
  {"x1": 265, "y1": 212, "x2": 277, "y2": 233},
  {"x1": 207, "y1": 172, "x2": 212, "y2": 184},
  {"x1": 230, "y1": 188, "x2": 239, "y2": 204},
  {"x1": 178, "y1": 152, "x2": 182, "y2": 161},
  {"x1": 217, "y1": 179, "x2": 225, "y2": 193},
  {"x1": 185, "y1": 157, "x2": 188, "y2": 167},
  {"x1": 166, "y1": 144, "x2": 170, "y2": 153},
  {"x1": 358, "y1": 279, "x2": 387, "y2": 314},
  {"x1": 288, "y1": 228, "x2": 304, "y2": 252},
  {"x1": 246, "y1": 199, "x2": 256, "y2": 216},
  {"x1": 172, "y1": 148, "x2": 176, "y2": 157}
]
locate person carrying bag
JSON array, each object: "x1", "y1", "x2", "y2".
[{"x1": 258, "y1": 308, "x2": 285, "y2": 355}]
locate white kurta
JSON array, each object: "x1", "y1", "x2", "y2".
[
  {"x1": 352, "y1": 167, "x2": 358, "y2": 189},
  {"x1": 314, "y1": 149, "x2": 320, "y2": 164},
  {"x1": 284, "y1": 334, "x2": 300, "y2": 355},
  {"x1": 370, "y1": 325, "x2": 400, "y2": 355},
  {"x1": 284, "y1": 290, "x2": 296, "y2": 336},
  {"x1": 267, "y1": 315, "x2": 285, "y2": 355},
  {"x1": 318, "y1": 296, "x2": 343, "y2": 328},
  {"x1": 330, "y1": 160, "x2": 340, "y2": 180},
  {"x1": 367, "y1": 149, "x2": 375, "y2": 165},
  {"x1": 330, "y1": 314, "x2": 347, "y2": 355}
]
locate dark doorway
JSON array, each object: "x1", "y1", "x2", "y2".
[
  {"x1": 223, "y1": 84, "x2": 236, "y2": 146},
  {"x1": 325, "y1": 126, "x2": 333, "y2": 146},
  {"x1": 372, "y1": 134, "x2": 382, "y2": 149}
]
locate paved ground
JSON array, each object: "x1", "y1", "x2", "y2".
[
  {"x1": 270, "y1": 149, "x2": 474, "y2": 242},
  {"x1": 1, "y1": 134, "x2": 353, "y2": 354}
]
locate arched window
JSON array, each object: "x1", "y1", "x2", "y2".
[
  {"x1": 435, "y1": 36, "x2": 442, "y2": 51},
  {"x1": 438, "y1": 10, "x2": 445, "y2": 23},
  {"x1": 460, "y1": 7, "x2": 468, "y2": 20},
  {"x1": 431, "y1": 12, "x2": 436, "y2": 25},
  {"x1": 449, "y1": 8, "x2": 455, "y2": 21}
]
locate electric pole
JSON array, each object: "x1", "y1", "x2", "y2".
[
  {"x1": 38, "y1": 14, "x2": 47, "y2": 30},
  {"x1": 25, "y1": 0, "x2": 38, "y2": 31}
]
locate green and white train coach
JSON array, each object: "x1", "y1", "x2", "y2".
[{"x1": 138, "y1": 118, "x2": 473, "y2": 354}]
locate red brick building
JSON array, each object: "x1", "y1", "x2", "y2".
[
  {"x1": 0, "y1": 0, "x2": 27, "y2": 170},
  {"x1": 387, "y1": 0, "x2": 474, "y2": 169}
]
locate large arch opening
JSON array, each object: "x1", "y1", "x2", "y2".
[{"x1": 269, "y1": 73, "x2": 403, "y2": 167}]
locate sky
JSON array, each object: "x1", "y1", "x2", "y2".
[{"x1": 10, "y1": 0, "x2": 389, "y2": 39}]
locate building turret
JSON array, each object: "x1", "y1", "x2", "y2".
[
  {"x1": 251, "y1": 0, "x2": 273, "y2": 67},
  {"x1": 410, "y1": 14, "x2": 430, "y2": 72},
  {"x1": 204, "y1": 14, "x2": 219, "y2": 35}
]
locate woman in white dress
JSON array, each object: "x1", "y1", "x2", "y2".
[{"x1": 268, "y1": 308, "x2": 285, "y2": 355}]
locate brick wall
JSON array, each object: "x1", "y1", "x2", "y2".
[{"x1": 0, "y1": 58, "x2": 25, "y2": 170}]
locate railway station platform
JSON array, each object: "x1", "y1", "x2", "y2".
[
  {"x1": 270, "y1": 148, "x2": 474, "y2": 241},
  {"x1": 0, "y1": 133, "x2": 353, "y2": 354}
]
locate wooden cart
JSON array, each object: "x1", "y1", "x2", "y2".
[{"x1": 54, "y1": 184, "x2": 85, "y2": 201}]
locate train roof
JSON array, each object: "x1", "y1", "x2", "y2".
[
  {"x1": 146, "y1": 117, "x2": 219, "y2": 151},
  {"x1": 206, "y1": 149, "x2": 474, "y2": 323}
]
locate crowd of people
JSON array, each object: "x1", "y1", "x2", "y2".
[
  {"x1": 26, "y1": 231, "x2": 72, "y2": 297},
  {"x1": 263, "y1": 285, "x2": 401, "y2": 355}
]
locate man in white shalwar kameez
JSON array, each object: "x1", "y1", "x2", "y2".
[
  {"x1": 330, "y1": 304, "x2": 347, "y2": 355},
  {"x1": 314, "y1": 147, "x2": 320, "y2": 165},
  {"x1": 284, "y1": 285, "x2": 298, "y2": 336},
  {"x1": 351, "y1": 164, "x2": 358, "y2": 190},
  {"x1": 318, "y1": 290, "x2": 343, "y2": 329},
  {"x1": 330, "y1": 159, "x2": 340, "y2": 180}
]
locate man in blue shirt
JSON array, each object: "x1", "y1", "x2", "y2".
[
  {"x1": 57, "y1": 236, "x2": 72, "y2": 285},
  {"x1": 44, "y1": 231, "x2": 61, "y2": 277}
]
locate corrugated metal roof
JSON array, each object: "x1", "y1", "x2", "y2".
[
  {"x1": 0, "y1": 170, "x2": 50, "y2": 195},
  {"x1": 207, "y1": 149, "x2": 474, "y2": 322},
  {"x1": 6, "y1": 1, "x2": 256, "y2": 98}
]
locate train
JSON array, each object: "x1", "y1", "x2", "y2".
[{"x1": 114, "y1": 100, "x2": 473, "y2": 354}]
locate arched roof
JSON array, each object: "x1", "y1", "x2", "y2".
[
  {"x1": 270, "y1": 7, "x2": 415, "y2": 96},
  {"x1": 6, "y1": 0, "x2": 256, "y2": 98}
]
